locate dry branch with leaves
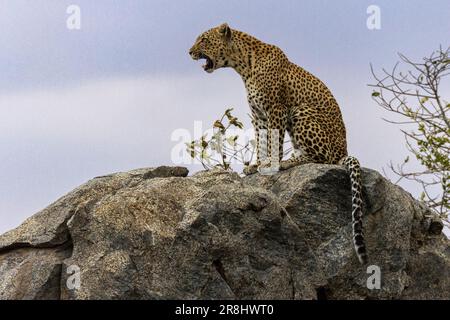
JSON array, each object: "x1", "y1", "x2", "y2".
[
  {"x1": 369, "y1": 47, "x2": 449, "y2": 225},
  {"x1": 185, "y1": 108, "x2": 255, "y2": 171}
]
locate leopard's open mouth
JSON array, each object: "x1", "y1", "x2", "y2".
[{"x1": 198, "y1": 53, "x2": 214, "y2": 72}]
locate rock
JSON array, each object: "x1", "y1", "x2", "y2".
[{"x1": 0, "y1": 164, "x2": 448, "y2": 299}]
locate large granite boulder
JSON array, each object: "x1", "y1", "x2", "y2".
[{"x1": 0, "y1": 165, "x2": 448, "y2": 299}]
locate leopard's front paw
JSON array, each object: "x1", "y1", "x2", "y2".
[
  {"x1": 257, "y1": 161, "x2": 280, "y2": 175},
  {"x1": 280, "y1": 159, "x2": 300, "y2": 171}
]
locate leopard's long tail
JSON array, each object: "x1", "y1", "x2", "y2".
[{"x1": 341, "y1": 156, "x2": 368, "y2": 264}]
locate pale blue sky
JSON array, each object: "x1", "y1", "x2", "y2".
[{"x1": 0, "y1": 0, "x2": 449, "y2": 233}]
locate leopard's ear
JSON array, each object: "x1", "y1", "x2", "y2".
[{"x1": 218, "y1": 23, "x2": 232, "y2": 42}]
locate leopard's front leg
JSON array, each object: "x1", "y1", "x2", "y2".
[
  {"x1": 257, "y1": 106, "x2": 287, "y2": 175},
  {"x1": 243, "y1": 116, "x2": 266, "y2": 175}
]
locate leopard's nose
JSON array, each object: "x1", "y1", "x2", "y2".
[{"x1": 189, "y1": 48, "x2": 194, "y2": 56}]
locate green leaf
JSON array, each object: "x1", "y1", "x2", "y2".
[
  {"x1": 372, "y1": 91, "x2": 380, "y2": 97},
  {"x1": 226, "y1": 136, "x2": 237, "y2": 146},
  {"x1": 420, "y1": 97, "x2": 429, "y2": 104}
]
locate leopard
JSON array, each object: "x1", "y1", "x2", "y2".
[{"x1": 189, "y1": 23, "x2": 367, "y2": 265}]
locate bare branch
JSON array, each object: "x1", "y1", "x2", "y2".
[{"x1": 369, "y1": 47, "x2": 450, "y2": 222}]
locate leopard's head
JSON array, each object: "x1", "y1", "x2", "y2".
[{"x1": 189, "y1": 23, "x2": 233, "y2": 73}]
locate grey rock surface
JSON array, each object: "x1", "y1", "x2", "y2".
[{"x1": 0, "y1": 164, "x2": 448, "y2": 299}]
